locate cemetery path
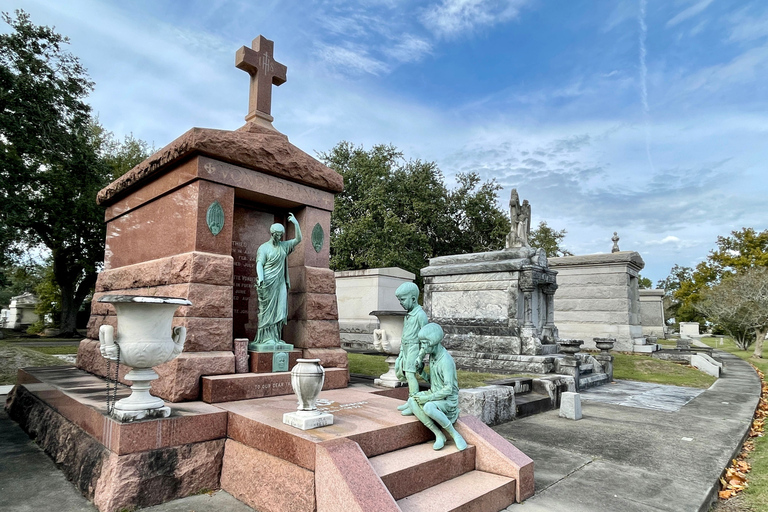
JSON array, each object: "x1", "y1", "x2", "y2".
[{"x1": 495, "y1": 350, "x2": 761, "y2": 512}]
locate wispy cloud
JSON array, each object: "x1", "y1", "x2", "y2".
[
  {"x1": 421, "y1": 0, "x2": 530, "y2": 38},
  {"x1": 385, "y1": 35, "x2": 433, "y2": 63},
  {"x1": 638, "y1": 0, "x2": 655, "y2": 172},
  {"x1": 666, "y1": 0, "x2": 715, "y2": 27},
  {"x1": 727, "y1": 7, "x2": 768, "y2": 43},
  {"x1": 314, "y1": 43, "x2": 390, "y2": 76}
]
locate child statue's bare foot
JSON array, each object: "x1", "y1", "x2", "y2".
[
  {"x1": 397, "y1": 402, "x2": 409, "y2": 411},
  {"x1": 401, "y1": 407, "x2": 413, "y2": 416}
]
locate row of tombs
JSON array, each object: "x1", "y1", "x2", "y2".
[{"x1": 4, "y1": 35, "x2": 689, "y2": 512}]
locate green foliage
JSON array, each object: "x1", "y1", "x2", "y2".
[
  {"x1": 320, "y1": 142, "x2": 509, "y2": 283},
  {"x1": 660, "y1": 228, "x2": 768, "y2": 329},
  {"x1": 637, "y1": 274, "x2": 653, "y2": 289},
  {"x1": 696, "y1": 267, "x2": 768, "y2": 352},
  {"x1": 0, "y1": 12, "x2": 150, "y2": 335},
  {"x1": 26, "y1": 259, "x2": 60, "y2": 333},
  {"x1": 0, "y1": 261, "x2": 44, "y2": 307},
  {"x1": 528, "y1": 221, "x2": 573, "y2": 257}
]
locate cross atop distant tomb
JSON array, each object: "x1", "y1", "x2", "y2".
[{"x1": 236, "y1": 35, "x2": 287, "y2": 125}]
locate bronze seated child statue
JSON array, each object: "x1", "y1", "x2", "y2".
[{"x1": 406, "y1": 322, "x2": 467, "y2": 451}]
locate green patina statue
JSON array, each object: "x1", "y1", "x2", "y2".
[
  {"x1": 394, "y1": 282, "x2": 428, "y2": 416},
  {"x1": 407, "y1": 322, "x2": 467, "y2": 451},
  {"x1": 251, "y1": 213, "x2": 302, "y2": 351}
]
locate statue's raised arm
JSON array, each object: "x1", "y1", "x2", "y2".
[{"x1": 288, "y1": 212, "x2": 302, "y2": 244}]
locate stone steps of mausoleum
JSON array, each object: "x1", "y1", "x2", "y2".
[
  {"x1": 515, "y1": 391, "x2": 553, "y2": 418},
  {"x1": 579, "y1": 363, "x2": 594, "y2": 373},
  {"x1": 369, "y1": 442, "x2": 477, "y2": 500},
  {"x1": 396, "y1": 469, "x2": 517, "y2": 512},
  {"x1": 578, "y1": 372, "x2": 610, "y2": 390}
]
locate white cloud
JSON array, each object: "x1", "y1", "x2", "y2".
[
  {"x1": 646, "y1": 236, "x2": 681, "y2": 246},
  {"x1": 314, "y1": 43, "x2": 390, "y2": 76},
  {"x1": 666, "y1": 0, "x2": 715, "y2": 27},
  {"x1": 385, "y1": 35, "x2": 433, "y2": 63},
  {"x1": 421, "y1": 0, "x2": 530, "y2": 38},
  {"x1": 727, "y1": 7, "x2": 768, "y2": 43}
]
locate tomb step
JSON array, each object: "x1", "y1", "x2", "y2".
[
  {"x1": 539, "y1": 344, "x2": 559, "y2": 355},
  {"x1": 369, "y1": 442, "x2": 477, "y2": 500},
  {"x1": 397, "y1": 470, "x2": 516, "y2": 512},
  {"x1": 578, "y1": 372, "x2": 610, "y2": 390},
  {"x1": 515, "y1": 391, "x2": 553, "y2": 418},
  {"x1": 632, "y1": 343, "x2": 660, "y2": 354},
  {"x1": 486, "y1": 377, "x2": 533, "y2": 395},
  {"x1": 579, "y1": 363, "x2": 594, "y2": 373}
]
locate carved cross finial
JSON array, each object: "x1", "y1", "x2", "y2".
[
  {"x1": 235, "y1": 35, "x2": 287, "y2": 123},
  {"x1": 611, "y1": 232, "x2": 620, "y2": 253}
]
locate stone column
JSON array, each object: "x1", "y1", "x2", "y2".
[
  {"x1": 520, "y1": 271, "x2": 536, "y2": 330},
  {"x1": 542, "y1": 283, "x2": 558, "y2": 342}
]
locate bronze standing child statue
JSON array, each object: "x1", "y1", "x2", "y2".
[{"x1": 251, "y1": 213, "x2": 302, "y2": 351}]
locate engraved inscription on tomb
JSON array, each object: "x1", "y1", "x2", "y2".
[{"x1": 232, "y1": 207, "x2": 276, "y2": 340}]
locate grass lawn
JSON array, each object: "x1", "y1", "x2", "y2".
[
  {"x1": 0, "y1": 341, "x2": 70, "y2": 385},
  {"x1": 612, "y1": 352, "x2": 717, "y2": 388},
  {"x1": 699, "y1": 336, "x2": 768, "y2": 511},
  {"x1": 347, "y1": 353, "x2": 533, "y2": 389},
  {"x1": 26, "y1": 345, "x2": 80, "y2": 355}
]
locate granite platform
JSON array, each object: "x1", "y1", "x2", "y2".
[{"x1": 5, "y1": 366, "x2": 533, "y2": 512}]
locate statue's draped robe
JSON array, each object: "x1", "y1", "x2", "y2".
[{"x1": 255, "y1": 238, "x2": 299, "y2": 344}]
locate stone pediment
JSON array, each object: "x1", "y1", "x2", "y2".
[
  {"x1": 10, "y1": 292, "x2": 37, "y2": 307},
  {"x1": 97, "y1": 123, "x2": 343, "y2": 207}
]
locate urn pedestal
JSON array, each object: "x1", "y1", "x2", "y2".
[{"x1": 98, "y1": 295, "x2": 192, "y2": 422}]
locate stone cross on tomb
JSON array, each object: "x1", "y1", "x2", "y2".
[{"x1": 236, "y1": 35, "x2": 287, "y2": 125}]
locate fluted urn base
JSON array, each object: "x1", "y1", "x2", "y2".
[{"x1": 112, "y1": 368, "x2": 170, "y2": 422}]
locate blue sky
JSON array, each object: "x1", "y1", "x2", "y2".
[{"x1": 4, "y1": 0, "x2": 767, "y2": 284}]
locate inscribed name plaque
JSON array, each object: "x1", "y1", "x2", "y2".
[{"x1": 232, "y1": 206, "x2": 278, "y2": 340}]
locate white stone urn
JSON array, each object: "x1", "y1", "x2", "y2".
[
  {"x1": 283, "y1": 359, "x2": 334, "y2": 430},
  {"x1": 98, "y1": 295, "x2": 191, "y2": 422},
  {"x1": 370, "y1": 310, "x2": 406, "y2": 388}
]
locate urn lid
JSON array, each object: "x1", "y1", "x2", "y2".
[{"x1": 98, "y1": 295, "x2": 193, "y2": 306}]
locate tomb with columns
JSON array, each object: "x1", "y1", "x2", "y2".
[{"x1": 423, "y1": 189, "x2": 611, "y2": 389}]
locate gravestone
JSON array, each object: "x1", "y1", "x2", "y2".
[{"x1": 77, "y1": 35, "x2": 348, "y2": 401}]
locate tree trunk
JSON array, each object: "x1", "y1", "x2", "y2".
[
  {"x1": 754, "y1": 328, "x2": 768, "y2": 359},
  {"x1": 53, "y1": 252, "x2": 97, "y2": 337}
]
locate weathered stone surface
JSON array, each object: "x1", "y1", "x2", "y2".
[
  {"x1": 316, "y1": 438, "x2": 400, "y2": 512},
  {"x1": 220, "y1": 439, "x2": 315, "y2": 512},
  {"x1": 549, "y1": 251, "x2": 645, "y2": 269},
  {"x1": 691, "y1": 353, "x2": 722, "y2": 377},
  {"x1": 293, "y1": 266, "x2": 336, "y2": 294},
  {"x1": 5, "y1": 385, "x2": 225, "y2": 512},
  {"x1": 92, "y1": 283, "x2": 232, "y2": 319},
  {"x1": 98, "y1": 124, "x2": 342, "y2": 206},
  {"x1": 454, "y1": 415, "x2": 534, "y2": 502},
  {"x1": 95, "y1": 252, "x2": 233, "y2": 291},
  {"x1": 459, "y1": 385, "x2": 516, "y2": 426},
  {"x1": 288, "y1": 292, "x2": 339, "y2": 321},
  {"x1": 558, "y1": 391, "x2": 582, "y2": 420},
  {"x1": 86, "y1": 313, "x2": 232, "y2": 352},
  {"x1": 77, "y1": 339, "x2": 235, "y2": 402},
  {"x1": 443, "y1": 335, "x2": 521, "y2": 355},
  {"x1": 94, "y1": 439, "x2": 225, "y2": 512},
  {"x1": 452, "y1": 352, "x2": 555, "y2": 374},
  {"x1": 301, "y1": 348, "x2": 349, "y2": 368},
  {"x1": 284, "y1": 319, "x2": 341, "y2": 348}
]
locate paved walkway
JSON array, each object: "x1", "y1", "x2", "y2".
[
  {"x1": 496, "y1": 351, "x2": 760, "y2": 512},
  {"x1": 0, "y1": 350, "x2": 760, "y2": 512}
]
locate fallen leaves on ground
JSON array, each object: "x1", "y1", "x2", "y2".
[{"x1": 719, "y1": 365, "x2": 767, "y2": 501}]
